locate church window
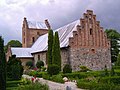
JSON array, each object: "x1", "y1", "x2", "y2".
[
  {"x1": 90, "y1": 29, "x2": 93, "y2": 35},
  {"x1": 32, "y1": 37, "x2": 35, "y2": 43},
  {"x1": 24, "y1": 38, "x2": 25, "y2": 43},
  {"x1": 38, "y1": 55, "x2": 40, "y2": 60},
  {"x1": 37, "y1": 32, "x2": 39, "y2": 35}
]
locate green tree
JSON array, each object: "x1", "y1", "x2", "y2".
[
  {"x1": 0, "y1": 36, "x2": 6, "y2": 90},
  {"x1": 47, "y1": 30, "x2": 53, "y2": 66},
  {"x1": 52, "y1": 32, "x2": 61, "y2": 70},
  {"x1": 7, "y1": 55, "x2": 23, "y2": 80},
  {"x1": 115, "y1": 54, "x2": 120, "y2": 66},
  {"x1": 4, "y1": 40, "x2": 22, "y2": 52},
  {"x1": 105, "y1": 29, "x2": 120, "y2": 63}
]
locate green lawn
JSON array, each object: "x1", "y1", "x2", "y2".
[{"x1": 6, "y1": 80, "x2": 22, "y2": 90}]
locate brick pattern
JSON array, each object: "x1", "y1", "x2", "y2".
[
  {"x1": 22, "y1": 17, "x2": 49, "y2": 47},
  {"x1": 69, "y1": 10, "x2": 111, "y2": 71}
]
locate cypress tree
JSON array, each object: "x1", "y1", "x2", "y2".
[
  {"x1": 52, "y1": 32, "x2": 61, "y2": 70},
  {"x1": 47, "y1": 30, "x2": 53, "y2": 66},
  {"x1": 0, "y1": 36, "x2": 6, "y2": 90}
]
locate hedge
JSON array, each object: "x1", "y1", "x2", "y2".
[{"x1": 99, "y1": 76, "x2": 120, "y2": 84}]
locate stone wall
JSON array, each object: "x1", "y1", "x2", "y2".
[
  {"x1": 69, "y1": 48, "x2": 111, "y2": 71},
  {"x1": 33, "y1": 48, "x2": 69, "y2": 69}
]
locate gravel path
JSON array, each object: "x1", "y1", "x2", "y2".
[{"x1": 22, "y1": 75, "x2": 83, "y2": 90}]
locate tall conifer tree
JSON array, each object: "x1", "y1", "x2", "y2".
[
  {"x1": 0, "y1": 36, "x2": 6, "y2": 90},
  {"x1": 47, "y1": 30, "x2": 53, "y2": 66},
  {"x1": 52, "y1": 32, "x2": 61, "y2": 70}
]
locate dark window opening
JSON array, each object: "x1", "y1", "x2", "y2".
[
  {"x1": 90, "y1": 29, "x2": 92, "y2": 35},
  {"x1": 32, "y1": 37, "x2": 35, "y2": 43},
  {"x1": 92, "y1": 63, "x2": 93, "y2": 66},
  {"x1": 91, "y1": 49, "x2": 95, "y2": 53},
  {"x1": 38, "y1": 55, "x2": 40, "y2": 60},
  {"x1": 24, "y1": 38, "x2": 25, "y2": 43},
  {"x1": 89, "y1": 18, "x2": 93, "y2": 24},
  {"x1": 37, "y1": 32, "x2": 40, "y2": 35}
]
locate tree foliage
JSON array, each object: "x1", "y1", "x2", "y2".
[
  {"x1": 0, "y1": 36, "x2": 6, "y2": 90},
  {"x1": 47, "y1": 64, "x2": 60, "y2": 76},
  {"x1": 4, "y1": 40, "x2": 22, "y2": 52},
  {"x1": 47, "y1": 30, "x2": 53, "y2": 66},
  {"x1": 63, "y1": 64, "x2": 72, "y2": 74},
  {"x1": 26, "y1": 61, "x2": 34, "y2": 68},
  {"x1": 52, "y1": 32, "x2": 61, "y2": 70},
  {"x1": 105, "y1": 29, "x2": 120, "y2": 63},
  {"x1": 36, "y1": 60, "x2": 44, "y2": 68},
  {"x1": 116, "y1": 54, "x2": 120, "y2": 66},
  {"x1": 7, "y1": 55, "x2": 23, "y2": 80}
]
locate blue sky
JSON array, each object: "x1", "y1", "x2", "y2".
[{"x1": 0, "y1": 0, "x2": 120, "y2": 44}]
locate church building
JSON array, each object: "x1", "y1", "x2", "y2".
[{"x1": 6, "y1": 10, "x2": 111, "y2": 71}]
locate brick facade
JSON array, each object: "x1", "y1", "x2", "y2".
[
  {"x1": 69, "y1": 10, "x2": 111, "y2": 71},
  {"x1": 22, "y1": 18, "x2": 50, "y2": 47}
]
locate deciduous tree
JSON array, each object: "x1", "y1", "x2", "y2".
[{"x1": 105, "y1": 29, "x2": 120, "y2": 63}]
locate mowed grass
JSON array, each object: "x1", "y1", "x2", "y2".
[{"x1": 6, "y1": 80, "x2": 22, "y2": 90}]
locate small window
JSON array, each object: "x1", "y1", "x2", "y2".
[
  {"x1": 91, "y1": 49, "x2": 95, "y2": 53},
  {"x1": 24, "y1": 38, "x2": 25, "y2": 43},
  {"x1": 37, "y1": 32, "x2": 39, "y2": 35},
  {"x1": 38, "y1": 55, "x2": 40, "y2": 60},
  {"x1": 32, "y1": 37, "x2": 35, "y2": 43},
  {"x1": 90, "y1": 29, "x2": 92, "y2": 35}
]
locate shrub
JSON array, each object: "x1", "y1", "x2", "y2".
[
  {"x1": 63, "y1": 64, "x2": 72, "y2": 74},
  {"x1": 7, "y1": 55, "x2": 23, "y2": 80},
  {"x1": 26, "y1": 61, "x2": 33, "y2": 68},
  {"x1": 29, "y1": 71, "x2": 37, "y2": 76},
  {"x1": 41, "y1": 66, "x2": 46, "y2": 71},
  {"x1": 42, "y1": 72, "x2": 50, "y2": 80},
  {"x1": 36, "y1": 61, "x2": 44, "y2": 69},
  {"x1": 51, "y1": 74, "x2": 64, "y2": 83},
  {"x1": 17, "y1": 82, "x2": 49, "y2": 90},
  {"x1": 62, "y1": 72, "x2": 88, "y2": 79},
  {"x1": 80, "y1": 66, "x2": 90, "y2": 72},
  {"x1": 36, "y1": 72, "x2": 46, "y2": 78},
  {"x1": 77, "y1": 80, "x2": 120, "y2": 90},
  {"x1": 99, "y1": 76, "x2": 120, "y2": 84},
  {"x1": 77, "y1": 81, "x2": 96, "y2": 89},
  {"x1": 110, "y1": 67, "x2": 115, "y2": 76},
  {"x1": 47, "y1": 64, "x2": 60, "y2": 76},
  {"x1": 113, "y1": 66, "x2": 120, "y2": 69}
]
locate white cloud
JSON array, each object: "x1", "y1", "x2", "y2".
[{"x1": 0, "y1": 0, "x2": 120, "y2": 44}]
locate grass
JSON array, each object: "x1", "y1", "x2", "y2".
[
  {"x1": 6, "y1": 79, "x2": 22, "y2": 90},
  {"x1": 6, "y1": 78, "x2": 49, "y2": 90}
]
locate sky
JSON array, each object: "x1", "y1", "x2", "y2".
[{"x1": 0, "y1": 0, "x2": 120, "y2": 44}]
